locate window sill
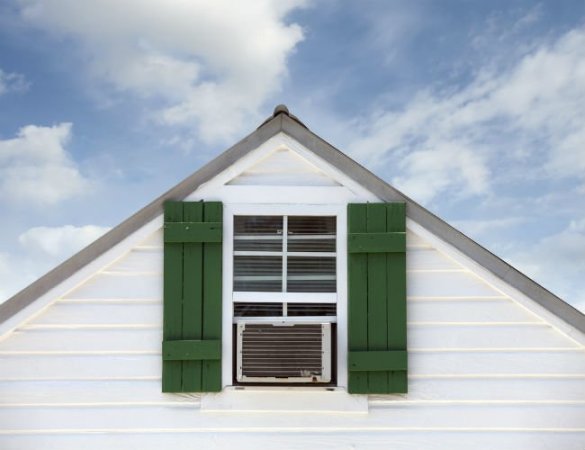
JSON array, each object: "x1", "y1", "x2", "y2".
[{"x1": 201, "y1": 386, "x2": 368, "y2": 414}]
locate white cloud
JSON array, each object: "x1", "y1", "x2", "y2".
[
  {"x1": 0, "y1": 68, "x2": 29, "y2": 95},
  {"x1": 18, "y1": 0, "x2": 306, "y2": 143},
  {"x1": 347, "y1": 25, "x2": 585, "y2": 204},
  {"x1": 505, "y1": 219, "x2": 585, "y2": 313},
  {"x1": 0, "y1": 123, "x2": 91, "y2": 205},
  {"x1": 18, "y1": 224, "x2": 111, "y2": 259}
]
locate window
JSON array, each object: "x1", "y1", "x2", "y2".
[{"x1": 232, "y1": 215, "x2": 338, "y2": 384}]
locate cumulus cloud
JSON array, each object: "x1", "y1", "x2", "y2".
[
  {"x1": 0, "y1": 123, "x2": 91, "y2": 205},
  {"x1": 0, "y1": 68, "x2": 29, "y2": 95},
  {"x1": 18, "y1": 0, "x2": 306, "y2": 143},
  {"x1": 18, "y1": 224, "x2": 111, "y2": 259},
  {"x1": 347, "y1": 25, "x2": 585, "y2": 204}
]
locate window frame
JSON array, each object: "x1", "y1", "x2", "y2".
[{"x1": 222, "y1": 203, "x2": 348, "y2": 389}]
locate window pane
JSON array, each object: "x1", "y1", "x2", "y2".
[
  {"x1": 234, "y1": 302, "x2": 283, "y2": 317},
  {"x1": 287, "y1": 216, "x2": 336, "y2": 252},
  {"x1": 234, "y1": 256, "x2": 282, "y2": 292},
  {"x1": 234, "y1": 216, "x2": 283, "y2": 251},
  {"x1": 287, "y1": 256, "x2": 336, "y2": 292}
]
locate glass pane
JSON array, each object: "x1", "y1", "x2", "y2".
[
  {"x1": 234, "y1": 216, "x2": 283, "y2": 251},
  {"x1": 287, "y1": 256, "x2": 336, "y2": 292},
  {"x1": 287, "y1": 303, "x2": 336, "y2": 316},
  {"x1": 234, "y1": 256, "x2": 282, "y2": 292},
  {"x1": 234, "y1": 302, "x2": 283, "y2": 317},
  {"x1": 287, "y1": 216, "x2": 336, "y2": 252}
]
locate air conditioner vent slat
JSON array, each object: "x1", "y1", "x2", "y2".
[{"x1": 237, "y1": 323, "x2": 331, "y2": 383}]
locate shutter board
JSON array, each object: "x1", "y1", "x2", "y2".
[
  {"x1": 348, "y1": 203, "x2": 407, "y2": 394},
  {"x1": 202, "y1": 202, "x2": 222, "y2": 392},
  {"x1": 162, "y1": 201, "x2": 222, "y2": 393},
  {"x1": 348, "y1": 204, "x2": 369, "y2": 393},
  {"x1": 182, "y1": 202, "x2": 203, "y2": 391},
  {"x1": 162, "y1": 202, "x2": 184, "y2": 392}
]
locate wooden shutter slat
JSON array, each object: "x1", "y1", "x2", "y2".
[
  {"x1": 163, "y1": 340, "x2": 221, "y2": 361},
  {"x1": 182, "y1": 202, "x2": 204, "y2": 391},
  {"x1": 348, "y1": 204, "x2": 369, "y2": 394},
  {"x1": 348, "y1": 232, "x2": 406, "y2": 253},
  {"x1": 164, "y1": 222, "x2": 222, "y2": 243},
  {"x1": 366, "y1": 204, "x2": 389, "y2": 393},
  {"x1": 162, "y1": 202, "x2": 184, "y2": 392},
  {"x1": 386, "y1": 203, "x2": 407, "y2": 392},
  {"x1": 202, "y1": 202, "x2": 223, "y2": 392},
  {"x1": 348, "y1": 351, "x2": 407, "y2": 371}
]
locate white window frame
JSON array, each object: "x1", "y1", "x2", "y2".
[{"x1": 222, "y1": 203, "x2": 348, "y2": 389}]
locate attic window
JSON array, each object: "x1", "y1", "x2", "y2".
[{"x1": 232, "y1": 215, "x2": 337, "y2": 385}]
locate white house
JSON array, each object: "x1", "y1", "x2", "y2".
[{"x1": 1, "y1": 105, "x2": 584, "y2": 449}]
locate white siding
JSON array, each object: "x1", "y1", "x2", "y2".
[{"x1": 1, "y1": 226, "x2": 583, "y2": 450}]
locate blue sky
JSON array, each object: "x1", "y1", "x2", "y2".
[{"x1": 0, "y1": 1, "x2": 584, "y2": 312}]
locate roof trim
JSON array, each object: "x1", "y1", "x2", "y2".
[{"x1": 1, "y1": 109, "x2": 584, "y2": 335}]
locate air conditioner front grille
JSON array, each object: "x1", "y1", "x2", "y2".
[{"x1": 237, "y1": 323, "x2": 331, "y2": 383}]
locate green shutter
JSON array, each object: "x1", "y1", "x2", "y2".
[
  {"x1": 348, "y1": 203, "x2": 407, "y2": 394},
  {"x1": 162, "y1": 201, "x2": 223, "y2": 393}
]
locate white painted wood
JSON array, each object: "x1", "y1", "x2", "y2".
[
  {"x1": 135, "y1": 229, "x2": 163, "y2": 248},
  {"x1": 408, "y1": 299, "x2": 542, "y2": 323},
  {"x1": 215, "y1": 185, "x2": 359, "y2": 204},
  {"x1": 106, "y1": 249, "x2": 162, "y2": 273},
  {"x1": 202, "y1": 388, "x2": 367, "y2": 413},
  {"x1": 407, "y1": 231, "x2": 433, "y2": 249},
  {"x1": 407, "y1": 271, "x2": 504, "y2": 298},
  {"x1": 31, "y1": 302, "x2": 161, "y2": 325},
  {"x1": 0, "y1": 354, "x2": 159, "y2": 380},
  {"x1": 379, "y1": 377, "x2": 585, "y2": 401},
  {"x1": 408, "y1": 324, "x2": 579, "y2": 349},
  {"x1": 0, "y1": 380, "x2": 196, "y2": 405},
  {"x1": 409, "y1": 350, "x2": 585, "y2": 375},
  {"x1": 407, "y1": 248, "x2": 461, "y2": 270},
  {"x1": 62, "y1": 273, "x2": 162, "y2": 300},
  {"x1": 2, "y1": 432, "x2": 585, "y2": 450},
  {"x1": 1, "y1": 328, "x2": 161, "y2": 352},
  {"x1": 2, "y1": 404, "x2": 584, "y2": 431},
  {"x1": 228, "y1": 148, "x2": 340, "y2": 186}
]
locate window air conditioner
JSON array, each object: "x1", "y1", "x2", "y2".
[{"x1": 236, "y1": 322, "x2": 332, "y2": 383}]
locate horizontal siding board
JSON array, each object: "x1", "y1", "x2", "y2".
[
  {"x1": 406, "y1": 232, "x2": 432, "y2": 249},
  {"x1": 2, "y1": 432, "x2": 585, "y2": 450},
  {"x1": 406, "y1": 249, "x2": 460, "y2": 271},
  {"x1": 137, "y1": 229, "x2": 163, "y2": 248},
  {"x1": 106, "y1": 249, "x2": 162, "y2": 273},
  {"x1": 408, "y1": 299, "x2": 541, "y2": 323},
  {"x1": 409, "y1": 350, "x2": 585, "y2": 375},
  {"x1": 408, "y1": 324, "x2": 578, "y2": 349},
  {"x1": 2, "y1": 377, "x2": 584, "y2": 406},
  {"x1": 0, "y1": 380, "x2": 197, "y2": 405},
  {"x1": 407, "y1": 272, "x2": 502, "y2": 298},
  {"x1": 376, "y1": 377, "x2": 585, "y2": 401},
  {"x1": 32, "y1": 303, "x2": 162, "y2": 326},
  {"x1": 1, "y1": 404, "x2": 584, "y2": 430},
  {"x1": 63, "y1": 274, "x2": 162, "y2": 300},
  {"x1": 0, "y1": 329, "x2": 161, "y2": 352},
  {"x1": 0, "y1": 354, "x2": 159, "y2": 379}
]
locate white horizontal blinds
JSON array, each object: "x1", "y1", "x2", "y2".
[
  {"x1": 234, "y1": 216, "x2": 283, "y2": 292},
  {"x1": 287, "y1": 216, "x2": 336, "y2": 293}
]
